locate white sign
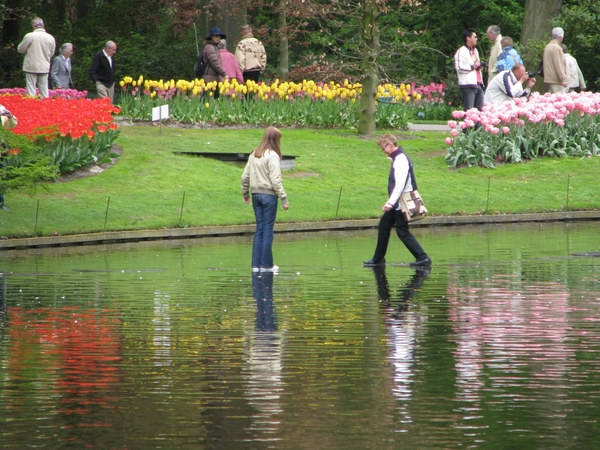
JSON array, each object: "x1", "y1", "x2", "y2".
[{"x1": 152, "y1": 105, "x2": 169, "y2": 121}]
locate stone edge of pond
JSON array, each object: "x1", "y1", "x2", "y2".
[{"x1": 1, "y1": 210, "x2": 599, "y2": 251}]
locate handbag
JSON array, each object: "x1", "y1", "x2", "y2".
[
  {"x1": 400, "y1": 190, "x2": 427, "y2": 222},
  {"x1": 399, "y1": 168, "x2": 427, "y2": 222}
]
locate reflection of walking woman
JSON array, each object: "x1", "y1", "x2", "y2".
[{"x1": 242, "y1": 127, "x2": 289, "y2": 273}]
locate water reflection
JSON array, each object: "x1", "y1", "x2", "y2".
[
  {"x1": 244, "y1": 272, "x2": 284, "y2": 440},
  {"x1": 448, "y1": 271, "x2": 575, "y2": 442},
  {"x1": 0, "y1": 274, "x2": 6, "y2": 330},
  {"x1": 370, "y1": 266, "x2": 430, "y2": 431},
  {"x1": 1, "y1": 222, "x2": 600, "y2": 448}
]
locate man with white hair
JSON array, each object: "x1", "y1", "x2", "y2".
[
  {"x1": 50, "y1": 43, "x2": 74, "y2": 89},
  {"x1": 486, "y1": 25, "x2": 502, "y2": 84},
  {"x1": 89, "y1": 41, "x2": 117, "y2": 102},
  {"x1": 543, "y1": 27, "x2": 567, "y2": 93},
  {"x1": 17, "y1": 17, "x2": 56, "y2": 98}
]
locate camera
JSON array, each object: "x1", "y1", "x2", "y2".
[
  {"x1": 527, "y1": 72, "x2": 537, "y2": 78},
  {"x1": 479, "y1": 61, "x2": 488, "y2": 68}
]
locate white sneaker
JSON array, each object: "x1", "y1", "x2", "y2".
[
  {"x1": 252, "y1": 267, "x2": 260, "y2": 273},
  {"x1": 261, "y1": 265, "x2": 279, "y2": 273}
]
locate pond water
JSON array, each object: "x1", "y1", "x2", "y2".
[{"x1": 1, "y1": 221, "x2": 600, "y2": 449}]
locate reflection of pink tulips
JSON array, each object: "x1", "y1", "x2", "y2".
[{"x1": 446, "y1": 92, "x2": 600, "y2": 168}]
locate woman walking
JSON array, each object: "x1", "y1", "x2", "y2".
[{"x1": 242, "y1": 127, "x2": 289, "y2": 273}]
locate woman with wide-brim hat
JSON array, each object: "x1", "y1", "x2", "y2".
[{"x1": 201, "y1": 26, "x2": 228, "y2": 98}]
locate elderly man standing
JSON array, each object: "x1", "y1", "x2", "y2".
[
  {"x1": 89, "y1": 41, "x2": 117, "y2": 102},
  {"x1": 486, "y1": 25, "x2": 502, "y2": 84},
  {"x1": 543, "y1": 27, "x2": 567, "y2": 93},
  {"x1": 235, "y1": 25, "x2": 267, "y2": 83},
  {"x1": 50, "y1": 43, "x2": 74, "y2": 89},
  {"x1": 17, "y1": 17, "x2": 55, "y2": 98}
]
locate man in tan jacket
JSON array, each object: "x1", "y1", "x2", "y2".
[
  {"x1": 486, "y1": 25, "x2": 502, "y2": 84},
  {"x1": 17, "y1": 17, "x2": 56, "y2": 98},
  {"x1": 543, "y1": 27, "x2": 568, "y2": 93},
  {"x1": 235, "y1": 25, "x2": 267, "y2": 83}
]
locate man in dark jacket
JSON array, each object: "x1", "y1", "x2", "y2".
[{"x1": 89, "y1": 41, "x2": 117, "y2": 102}]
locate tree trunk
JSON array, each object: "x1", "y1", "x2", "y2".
[
  {"x1": 1, "y1": 0, "x2": 24, "y2": 43},
  {"x1": 520, "y1": 0, "x2": 562, "y2": 64},
  {"x1": 520, "y1": 0, "x2": 562, "y2": 93},
  {"x1": 77, "y1": 0, "x2": 96, "y2": 21},
  {"x1": 357, "y1": 0, "x2": 380, "y2": 137},
  {"x1": 56, "y1": 0, "x2": 68, "y2": 23},
  {"x1": 279, "y1": 1, "x2": 289, "y2": 77}
]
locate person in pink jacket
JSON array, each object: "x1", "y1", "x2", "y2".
[{"x1": 217, "y1": 40, "x2": 244, "y2": 84}]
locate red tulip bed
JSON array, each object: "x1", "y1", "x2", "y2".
[{"x1": 1, "y1": 94, "x2": 121, "y2": 173}]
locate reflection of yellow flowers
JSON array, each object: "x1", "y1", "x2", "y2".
[{"x1": 119, "y1": 76, "x2": 424, "y2": 105}]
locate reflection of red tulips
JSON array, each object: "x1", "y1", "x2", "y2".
[
  {"x1": 7, "y1": 307, "x2": 122, "y2": 420},
  {"x1": 0, "y1": 95, "x2": 120, "y2": 141}
]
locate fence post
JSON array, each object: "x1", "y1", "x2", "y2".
[
  {"x1": 566, "y1": 173, "x2": 571, "y2": 211},
  {"x1": 179, "y1": 191, "x2": 186, "y2": 226},
  {"x1": 335, "y1": 186, "x2": 343, "y2": 217},
  {"x1": 104, "y1": 196, "x2": 111, "y2": 230},
  {"x1": 486, "y1": 177, "x2": 491, "y2": 213},
  {"x1": 34, "y1": 199, "x2": 40, "y2": 233}
]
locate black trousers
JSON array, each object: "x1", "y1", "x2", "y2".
[
  {"x1": 372, "y1": 209, "x2": 427, "y2": 261},
  {"x1": 243, "y1": 71, "x2": 261, "y2": 83}
]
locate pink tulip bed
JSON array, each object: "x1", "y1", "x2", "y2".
[{"x1": 445, "y1": 91, "x2": 600, "y2": 168}]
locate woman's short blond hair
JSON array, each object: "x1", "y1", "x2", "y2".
[{"x1": 377, "y1": 133, "x2": 397, "y2": 149}]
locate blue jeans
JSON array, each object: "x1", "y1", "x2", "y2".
[
  {"x1": 252, "y1": 272, "x2": 277, "y2": 331},
  {"x1": 251, "y1": 194, "x2": 278, "y2": 269}
]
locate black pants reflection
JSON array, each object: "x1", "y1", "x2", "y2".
[
  {"x1": 371, "y1": 266, "x2": 430, "y2": 314},
  {"x1": 252, "y1": 272, "x2": 277, "y2": 331},
  {"x1": 372, "y1": 209, "x2": 427, "y2": 261}
]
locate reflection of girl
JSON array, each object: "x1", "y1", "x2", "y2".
[{"x1": 242, "y1": 127, "x2": 289, "y2": 273}]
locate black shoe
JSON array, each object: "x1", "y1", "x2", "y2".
[
  {"x1": 364, "y1": 258, "x2": 385, "y2": 266},
  {"x1": 0, "y1": 204, "x2": 8, "y2": 212},
  {"x1": 410, "y1": 256, "x2": 431, "y2": 267}
]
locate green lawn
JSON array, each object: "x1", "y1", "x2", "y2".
[{"x1": 1, "y1": 125, "x2": 599, "y2": 238}]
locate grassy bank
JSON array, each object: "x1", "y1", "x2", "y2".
[{"x1": 1, "y1": 124, "x2": 599, "y2": 238}]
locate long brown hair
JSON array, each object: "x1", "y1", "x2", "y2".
[{"x1": 253, "y1": 126, "x2": 282, "y2": 158}]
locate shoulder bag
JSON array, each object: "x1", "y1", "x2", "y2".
[{"x1": 399, "y1": 167, "x2": 427, "y2": 222}]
